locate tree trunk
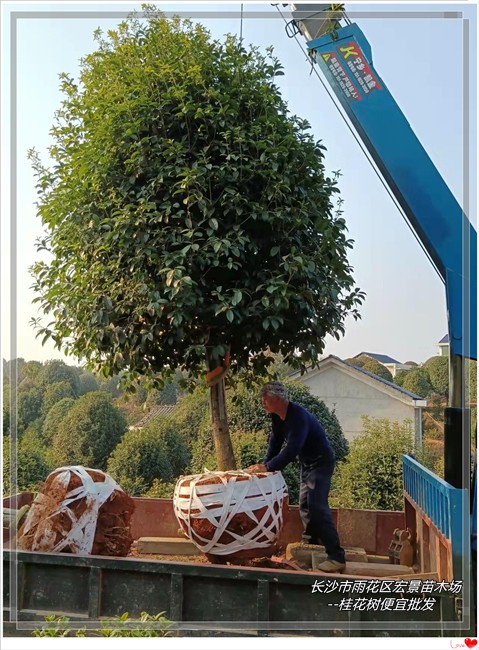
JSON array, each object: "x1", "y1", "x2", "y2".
[{"x1": 206, "y1": 351, "x2": 236, "y2": 470}]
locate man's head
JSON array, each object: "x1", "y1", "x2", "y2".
[{"x1": 260, "y1": 381, "x2": 288, "y2": 415}]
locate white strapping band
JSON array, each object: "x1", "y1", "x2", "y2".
[
  {"x1": 21, "y1": 466, "x2": 123, "y2": 555},
  {"x1": 173, "y1": 470, "x2": 288, "y2": 556}
]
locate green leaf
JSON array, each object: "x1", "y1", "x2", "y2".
[{"x1": 232, "y1": 289, "x2": 242, "y2": 306}]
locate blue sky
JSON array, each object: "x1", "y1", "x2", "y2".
[{"x1": 1, "y1": 1, "x2": 477, "y2": 368}]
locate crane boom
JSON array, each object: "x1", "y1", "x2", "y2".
[{"x1": 288, "y1": 5, "x2": 476, "y2": 364}]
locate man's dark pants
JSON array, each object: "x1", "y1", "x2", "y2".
[{"x1": 299, "y1": 460, "x2": 345, "y2": 563}]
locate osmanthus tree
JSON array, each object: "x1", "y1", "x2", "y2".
[{"x1": 29, "y1": 7, "x2": 364, "y2": 470}]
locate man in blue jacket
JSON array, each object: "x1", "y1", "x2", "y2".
[{"x1": 247, "y1": 381, "x2": 346, "y2": 573}]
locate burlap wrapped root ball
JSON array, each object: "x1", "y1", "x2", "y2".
[
  {"x1": 174, "y1": 470, "x2": 288, "y2": 560},
  {"x1": 17, "y1": 466, "x2": 135, "y2": 556}
]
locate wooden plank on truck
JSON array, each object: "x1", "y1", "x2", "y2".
[
  {"x1": 137, "y1": 537, "x2": 201, "y2": 555},
  {"x1": 340, "y1": 562, "x2": 414, "y2": 577}
]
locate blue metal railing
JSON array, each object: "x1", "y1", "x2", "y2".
[{"x1": 403, "y1": 454, "x2": 468, "y2": 579}]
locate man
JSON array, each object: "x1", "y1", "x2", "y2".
[{"x1": 246, "y1": 381, "x2": 346, "y2": 573}]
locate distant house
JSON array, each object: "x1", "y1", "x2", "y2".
[
  {"x1": 437, "y1": 334, "x2": 449, "y2": 357},
  {"x1": 292, "y1": 355, "x2": 426, "y2": 445},
  {"x1": 129, "y1": 404, "x2": 178, "y2": 431},
  {"x1": 352, "y1": 351, "x2": 413, "y2": 378}
]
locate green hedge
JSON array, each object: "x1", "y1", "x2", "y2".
[
  {"x1": 107, "y1": 420, "x2": 191, "y2": 496},
  {"x1": 330, "y1": 417, "x2": 414, "y2": 511}
]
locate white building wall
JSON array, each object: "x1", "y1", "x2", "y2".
[{"x1": 299, "y1": 366, "x2": 417, "y2": 442}]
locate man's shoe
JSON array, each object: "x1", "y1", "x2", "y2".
[{"x1": 316, "y1": 559, "x2": 346, "y2": 573}]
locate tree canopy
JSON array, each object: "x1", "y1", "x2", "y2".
[
  {"x1": 17, "y1": 387, "x2": 44, "y2": 435},
  {"x1": 78, "y1": 371, "x2": 99, "y2": 395},
  {"x1": 107, "y1": 420, "x2": 190, "y2": 495},
  {"x1": 37, "y1": 361, "x2": 80, "y2": 396},
  {"x1": 422, "y1": 356, "x2": 448, "y2": 395},
  {"x1": 42, "y1": 396, "x2": 76, "y2": 445},
  {"x1": 347, "y1": 355, "x2": 393, "y2": 383},
  {"x1": 51, "y1": 392, "x2": 127, "y2": 469},
  {"x1": 402, "y1": 368, "x2": 433, "y2": 398},
  {"x1": 42, "y1": 380, "x2": 75, "y2": 414},
  {"x1": 29, "y1": 8, "x2": 364, "y2": 392}
]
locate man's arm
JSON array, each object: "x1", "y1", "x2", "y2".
[
  {"x1": 246, "y1": 420, "x2": 284, "y2": 473},
  {"x1": 265, "y1": 408, "x2": 308, "y2": 471},
  {"x1": 263, "y1": 420, "x2": 284, "y2": 465}
]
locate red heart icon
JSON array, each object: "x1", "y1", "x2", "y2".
[{"x1": 465, "y1": 640, "x2": 478, "y2": 649}]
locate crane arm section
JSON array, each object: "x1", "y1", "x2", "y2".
[{"x1": 289, "y1": 8, "x2": 476, "y2": 360}]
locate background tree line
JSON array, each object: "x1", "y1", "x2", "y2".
[
  {"x1": 3, "y1": 354, "x2": 455, "y2": 513},
  {"x1": 3, "y1": 358, "x2": 350, "y2": 506},
  {"x1": 348, "y1": 352, "x2": 476, "y2": 403},
  {"x1": 2, "y1": 358, "x2": 177, "y2": 495}
]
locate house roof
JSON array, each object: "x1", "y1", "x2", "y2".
[
  {"x1": 353, "y1": 352, "x2": 401, "y2": 365},
  {"x1": 438, "y1": 334, "x2": 449, "y2": 344},
  {"x1": 131, "y1": 404, "x2": 178, "y2": 429},
  {"x1": 294, "y1": 355, "x2": 426, "y2": 404}
]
